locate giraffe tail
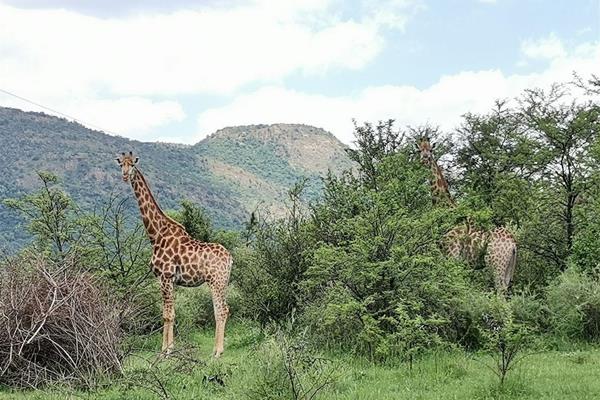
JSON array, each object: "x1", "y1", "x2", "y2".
[
  {"x1": 226, "y1": 254, "x2": 233, "y2": 281},
  {"x1": 503, "y1": 245, "x2": 517, "y2": 291}
]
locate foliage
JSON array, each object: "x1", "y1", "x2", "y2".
[
  {"x1": 3, "y1": 172, "x2": 85, "y2": 260},
  {"x1": 301, "y1": 123, "x2": 471, "y2": 361},
  {"x1": 83, "y1": 192, "x2": 160, "y2": 333},
  {"x1": 546, "y1": 267, "x2": 600, "y2": 341},
  {"x1": 233, "y1": 180, "x2": 315, "y2": 326},
  {"x1": 169, "y1": 199, "x2": 243, "y2": 249},
  {"x1": 172, "y1": 200, "x2": 213, "y2": 242},
  {"x1": 475, "y1": 294, "x2": 534, "y2": 386},
  {"x1": 456, "y1": 101, "x2": 543, "y2": 227},
  {"x1": 247, "y1": 326, "x2": 337, "y2": 400}
]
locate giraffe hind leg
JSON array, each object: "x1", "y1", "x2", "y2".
[
  {"x1": 210, "y1": 282, "x2": 229, "y2": 358},
  {"x1": 160, "y1": 276, "x2": 175, "y2": 355}
]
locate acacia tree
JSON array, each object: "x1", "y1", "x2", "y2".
[
  {"x1": 3, "y1": 172, "x2": 84, "y2": 260},
  {"x1": 345, "y1": 119, "x2": 403, "y2": 191},
  {"x1": 304, "y1": 121, "x2": 469, "y2": 360},
  {"x1": 84, "y1": 192, "x2": 150, "y2": 287},
  {"x1": 519, "y1": 85, "x2": 600, "y2": 270},
  {"x1": 176, "y1": 200, "x2": 213, "y2": 242},
  {"x1": 456, "y1": 101, "x2": 545, "y2": 228}
]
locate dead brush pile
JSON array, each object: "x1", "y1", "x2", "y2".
[{"x1": 0, "y1": 256, "x2": 124, "y2": 388}]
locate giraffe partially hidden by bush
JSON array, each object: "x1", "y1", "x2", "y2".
[
  {"x1": 415, "y1": 137, "x2": 517, "y2": 292},
  {"x1": 115, "y1": 152, "x2": 232, "y2": 357}
]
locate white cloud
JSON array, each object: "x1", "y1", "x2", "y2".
[
  {"x1": 521, "y1": 33, "x2": 566, "y2": 60},
  {"x1": 362, "y1": 0, "x2": 425, "y2": 30},
  {"x1": 196, "y1": 40, "x2": 600, "y2": 145},
  {"x1": 0, "y1": 0, "x2": 421, "y2": 137},
  {"x1": 0, "y1": 92, "x2": 186, "y2": 138},
  {"x1": 66, "y1": 98, "x2": 186, "y2": 139},
  {"x1": 0, "y1": 1, "x2": 410, "y2": 97}
]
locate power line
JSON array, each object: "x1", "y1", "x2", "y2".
[{"x1": 0, "y1": 88, "x2": 118, "y2": 135}]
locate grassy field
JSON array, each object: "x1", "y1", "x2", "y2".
[{"x1": 2, "y1": 322, "x2": 600, "y2": 400}]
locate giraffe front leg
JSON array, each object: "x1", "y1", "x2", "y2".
[
  {"x1": 160, "y1": 276, "x2": 175, "y2": 355},
  {"x1": 210, "y1": 284, "x2": 229, "y2": 358}
]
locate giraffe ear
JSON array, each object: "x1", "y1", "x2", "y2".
[
  {"x1": 115, "y1": 158, "x2": 122, "y2": 165},
  {"x1": 134, "y1": 157, "x2": 139, "y2": 164}
]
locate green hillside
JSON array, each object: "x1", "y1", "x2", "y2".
[{"x1": 0, "y1": 107, "x2": 352, "y2": 248}]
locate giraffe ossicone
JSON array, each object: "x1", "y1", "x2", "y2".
[
  {"x1": 416, "y1": 136, "x2": 517, "y2": 292},
  {"x1": 116, "y1": 152, "x2": 232, "y2": 357}
]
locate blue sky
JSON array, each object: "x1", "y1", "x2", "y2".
[{"x1": 0, "y1": 0, "x2": 598, "y2": 144}]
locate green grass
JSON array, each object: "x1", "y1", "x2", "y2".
[{"x1": 2, "y1": 322, "x2": 600, "y2": 400}]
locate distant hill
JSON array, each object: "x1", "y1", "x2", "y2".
[{"x1": 0, "y1": 107, "x2": 352, "y2": 248}]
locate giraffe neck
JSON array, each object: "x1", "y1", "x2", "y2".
[
  {"x1": 129, "y1": 167, "x2": 186, "y2": 244},
  {"x1": 430, "y1": 160, "x2": 455, "y2": 206}
]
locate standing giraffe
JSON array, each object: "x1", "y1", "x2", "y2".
[
  {"x1": 116, "y1": 152, "x2": 231, "y2": 357},
  {"x1": 415, "y1": 138, "x2": 517, "y2": 291}
]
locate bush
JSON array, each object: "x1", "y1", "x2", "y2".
[
  {"x1": 0, "y1": 255, "x2": 124, "y2": 388},
  {"x1": 247, "y1": 327, "x2": 337, "y2": 400},
  {"x1": 301, "y1": 246, "x2": 469, "y2": 361},
  {"x1": 546, "y1": 267, "x2": 600, "y2": 341},
  {"x1": 83, "y1": 193, "x2": 161, "y2": 335},
  {"x1": 176, "y1": 284, "x2": 241, "y2": 332},
  {"x1": 475, "y1": 294, "x2": 534, "y2": 386},
  {"x1": 508, "y1": 290, "x2": 549, "y2": 332},
  {"x1": 233, "y1": 182, "x2": 314, "y2": 326}
]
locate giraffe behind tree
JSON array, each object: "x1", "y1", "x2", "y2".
[
  {"x1": 415, "y1": 137, "x2": 517, "y2": 292},
  {"x1": 115, "y1": 152, "x2": 231, "y2": 357}
]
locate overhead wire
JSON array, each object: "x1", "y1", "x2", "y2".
[{"x1": 0, "y1": 88, "x2": 118, "y2": 135}]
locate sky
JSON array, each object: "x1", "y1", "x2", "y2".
[{"x1": 0, "y1": 0, "x2": 598, "y2": 145}]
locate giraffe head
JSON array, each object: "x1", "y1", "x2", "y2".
[
  {"x1": 115, "y1": 151, "x2": 139, "y2": 182},
  {"x1": 415, "y1": 136, "x2": 436, "y2": 166}
]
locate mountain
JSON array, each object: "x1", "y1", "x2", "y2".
[{"x1": 0, "y1": 107, "x2": 352, "y2": 247}]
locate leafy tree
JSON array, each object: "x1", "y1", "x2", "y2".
[
  {"x1": 456, "y1": 101, "x2": 545, "y2": 227},
  {"x1": 3, "y1": 172, "x2": 84, "y2": 260},
  {"x1": 519, "y1": 84, "x2": 599, "y2": 266},
  {"x1": 234, "y1": 180, "x2": 315, "y2": 326},
  {"x1": 173, "y1": 199, "x2": 213, "y2": 242},
  {"x1": 303, "y1": 122, "x2": 470, "y2": 360},
  {"x1": 84, "y1": 192, "x2": 150, "y2": 285},
  {"x1": 346, "y1": 119, "x2": 403, "y2": 190}
]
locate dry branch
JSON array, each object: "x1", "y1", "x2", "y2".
[{"x1": 0, "y1": 255, "x2": 124, "y2": 388}]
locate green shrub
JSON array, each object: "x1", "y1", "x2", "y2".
[
  {"x1": 546, "y1": 267, "x2": 600, "y2": 341},
  {"x1": 246, "y1": 328, "x2": 337, "y2": 400},
  {"x1": 233, "y1": 182, "x2": 314, "y2": 326},
  {"x1": 508, "y1": 290, "x2": 550, "y2": 332},
  {"x1": 476, "y1": 294, "x2": 534, "y2": 386},
  {"x1": 176, "y1": 284, "x2": 241, "y2": 332},
  {"x1": 301, "y1": 245, "x2": 469, "y2": 361}
]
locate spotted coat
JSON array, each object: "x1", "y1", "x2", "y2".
[
  {"x1": 416, "y1": 138, "x2": 517, "y2": 292},
  {"x1": 116, "y1": 152, "x2": 231, "y2": 357}
]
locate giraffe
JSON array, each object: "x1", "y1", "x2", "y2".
[
  {"x1": 415, "y1": 138, "x2": 517, "y2": 292},
  {"x1": 115, "y1": 152, "x2": 232, "y2": 357}
]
